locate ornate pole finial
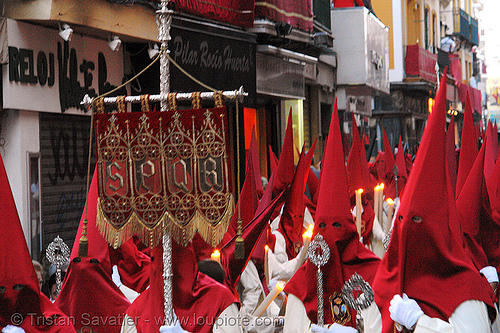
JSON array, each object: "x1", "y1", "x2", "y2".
[
  {"x1": 46, "y1": 236, "x2": 70, "y2": 298},
  {"x1": 307, "y1": 234, "x2": 330, "y2": 326},
  {"x1": 78, "y1": 219, "x2": 89, "y2": 257},
  {"x1": 341, "y1": 273, "x2": 375, "y2": 333}
]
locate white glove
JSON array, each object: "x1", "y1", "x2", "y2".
[
  {"x1": 311, "y1": 323, "x2": 356, "y2": 333},
  {"x1": 159, "y1": 321, "x2": 189, "y2": 333},
  {"x1": 112, "y1": 265, "x2": 122, "y2": 288},
  {"x1": 2, "y1": 326, "x2": 26, "y2": 333},
  {"x1": 267, "y1": 277, "x2": 279, "y2": 291},
  {"x1": 310, "y1": 324, "x2": 329, "y2": 333},
  {"x1": 480, "y1": 266, "x2": 499, "y2": 283},
  {"x1": 389, "y1": 293, "x2": 424, "y2": 330}
]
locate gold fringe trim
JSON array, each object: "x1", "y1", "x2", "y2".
[
  {"x1": 192, "y1": 92, "x2": 202, "y2": 109},
  {"x1": 94, "y1": 98, "x2": 105, "y2": 114},
  {"x1": 117, "y1": 96, "x2": 126, "y2": 113},
  {"x1": 96, "y1": 195, "x2": 234, "y2": 249},
  {"x1": 140, "y1": 94, "x2": 151, "y2": 112},
  {"x1": 168, "y1": 93, "x2": 178, "y2": 110},
  {"x1": 214, "y1": 91, "x2": 224, "y2": 108}
]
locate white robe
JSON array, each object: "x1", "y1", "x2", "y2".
[
  {"x1": 120, "y1": 303, "x2": 243, "y2": 333},
  {"x1": 268, "y1": 230, "x2": 307, "y2": 282},
  {"x1": 284, "y1": 294, "x2": 492, "y2": 333},
  {"x1": 238, "y1": 260, "x2": 280, "y2": 319}
]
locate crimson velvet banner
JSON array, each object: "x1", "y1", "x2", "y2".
[
  {"x1": 94, "y1": 107, "x2": 234, "y2": 249},
  {"x1": 255, "y1": 0, "x2": 313, "y2": 32},
  {"x1": 173, "y1": 0, "x2": 255, "y2": 28}
]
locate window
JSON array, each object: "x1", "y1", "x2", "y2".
[
  {"x1": 424, "y1": 7, "x2": 430, "y2": 50},
  {"x1": 432, "y1": 13, "x2": 437, "y2": 53},
  {"x1": 284, "y1": 99, "x2": 304, "y2": 162},
  {"x1": 28, "y1": 153, "x2": 42, "y2": 260}
]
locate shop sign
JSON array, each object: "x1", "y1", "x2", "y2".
[{"x1": 3, "y1": 19, "x2": 124, "y2": 114}]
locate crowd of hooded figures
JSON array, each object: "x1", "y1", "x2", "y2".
[{"x1": 2, "y1": 70, "x2": 500, "y2": 333}]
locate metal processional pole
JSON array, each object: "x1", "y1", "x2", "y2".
[{"x1": 157, "y1": 0, "x2": 174, "y2": 325}]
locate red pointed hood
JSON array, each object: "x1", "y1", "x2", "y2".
[
  {"x1": 484, "y1": 121, "x2": 498, "y2": 182},
  {"x1": 446, "y1": 115, "x2": 457, "y2": 196},
  {"x1": 278, "y1": 141, "x2": 317, "y2": 258},
  {"x1": 457, "y1": 138, "x2": 489, "y2": 270},
  {"x1": 108, "y1": 237, "x2": 151, "y2": 294},
  {"x1": 370, "y1": 151, "x2": 385, "y2": 183},
  {"x1": 222, "y1": 131, "x2": 262, "y2": 245},
  {"x1": 221, "y1": 190, "x2": 286, "y2": 288},
  {"x1": 347, "y1": 114, "x2": 372, "y2": 197},
  {"x1": 249, "y1": 128, "x2": 264, "y2": 196},
  {"x1": 285, "y1": 99, "x2": 380, "y2": 327},
  {"x1": 127, "y1": 241, "x2": 237, "y2": 333},
  {"x1": 0, "y1": 154, "x2": 42, "y2": 326},
  {"x1": 383, "y1": 128, "x2": 395, "y2": 182},
  {"x1": 372, "y1": 70, "x2": 496, "y2": 333},
  {"x1": 385, "y1": 137, "x2": 408, "y2": 199},
  {"x1": 306, "y1": 166, "x2": 320, "y2": 206},
  {"x1": 272, "y1": 109, "x2": 295, "y2": 198},
  {"x1": 55, "y1": 169, "x2": 131, "y2": 333},
  {"x1": 487, "y1": 148, "x2": 500, "y2": 223},
  {"x1": 69, "y1": 169, "x2": 112, "y2": 273},
  {"x1": 456, "y1": 91, "x2": 479, "y2": 197},
  {"x1": 0, "y1": 153, "x2": 76, "y2": 332},
  {"x1": 269, "y1": 145, "x2": 279, "y2": 177},
  {"x1": 459, "y1": 134, "x2": 500, "y2": 280}
]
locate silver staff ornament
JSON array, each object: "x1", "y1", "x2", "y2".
[
  {"x1": 46, "y1": 235, "x2": 70, "y2": 297},
  {"x1": 341, "y1": 273, "x2": 375, "y2": 333},
  {"x1": 307, "y1": 234, "x2": 331, "y2": 327}
]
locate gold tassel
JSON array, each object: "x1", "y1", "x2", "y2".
[
  {"x1": 78, "y1": 218, "x2": 89, "y2": 257},
  {"x1": 234, "y1": 217, "x2": 244, "y2": 259}
]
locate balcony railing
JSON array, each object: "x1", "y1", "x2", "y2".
[
  {"x1": 454, "y1": 8, "x2": 479, "y2": 45},
  {"x1": 405, "y1": 44, "x2": 438, "y2": 83}
]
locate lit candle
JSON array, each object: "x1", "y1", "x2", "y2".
[
  {"x1": 378, "y1": 183, "x2": 385, "y2": 226},
  {"x1": 264, "y1": 245, "x2": 269, "y2": 286},
  {"x1": 253, "y1": 281, "x2": 286, "y2": 317},
  {"x1": 385, "y1": 198, "x2": 395, "y2": 233},
  {"x1": 211, "y1": 249, "x2": 220, "y2": 263},
  {"x1": 373, "y1": 185, "x2": 380, "y2": 221},
  {"x1": 355, "y1": 189, "x2": 363, "y2": 237},
  {"x1": 298, "y1": 225, "x2": 314, "y2": 265}
]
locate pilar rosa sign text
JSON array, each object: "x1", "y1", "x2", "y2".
[{"x1": 2, "y1": 19, "x2": 124, "y2": 115}]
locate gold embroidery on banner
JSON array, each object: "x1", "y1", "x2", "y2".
[
  {"x1": 140, "y1": 94, "x2": 151, "y2": 112},
  {"x1": 95, "y1": 108, "x2": 233, "y2": 248},
  {"x1": 329, "y1": 292, "x2": 351, "y2": 325}
]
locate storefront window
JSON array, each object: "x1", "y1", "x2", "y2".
[
  {"x1": 284, "y1": 99, "x2": 304, "y2": 160},
  {"x1": 28, "y1": 153, "x2": 42, "y2": 260}
]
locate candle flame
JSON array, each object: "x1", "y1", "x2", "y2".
[
  {"x1": 386, "y1": 198, "x2": 395, "y2": 205},
  {"x1": 277, "y1": 281, "x2": 285, "y2": 290},
  {"x1": 212, "y1": 249, "x2": 220, "y2": 256},
  {"x1": 356, "y1": 188, "x2": 364, "y2": 194},
  {"x1": 379, "y1": 183, "x2": 385, "y2": 190},
  {"x1": 265, "y1": 245, "x2": 269, "y2": 251},
  {"x1": 303, "y1": 228, "x2": 313, "y2": 238}
]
